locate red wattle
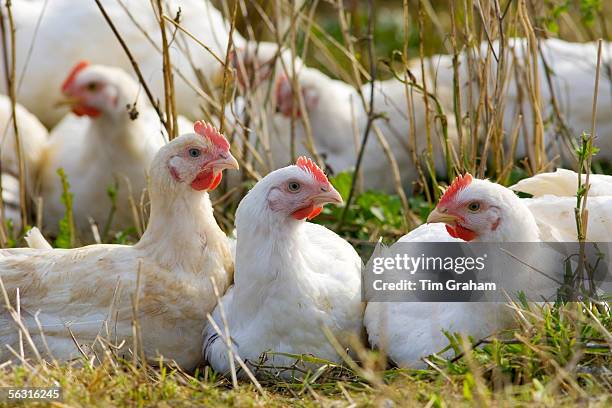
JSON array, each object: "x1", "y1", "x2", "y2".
[
  {"x1": 291, "y1": 205, "x2": 314, "y2": 220},
  {"x1": 446, "y1": 224, "x2": 477, "y2": 241},
  {"x1": 291, "y1": 205, "x2": 323, "y2": 220},
  {"x1": 208, "y1": 172, "x2": 223, "y2": 191},
  {"x1": 190, "y1": 169, "x2": 215, "y2": 191},
  {"x1": 445, "y1": 224, "x2": 459, "y2": 238},
  {"x1": 73, "y1": 105, "x2": 102, "y2": 117},
  {"x1": 306, "y1": 207, "x2": 322, "y2": 220}
]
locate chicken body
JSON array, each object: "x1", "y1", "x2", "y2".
[
  {"x1": 38, "y1": 64, "x2": 192, "y2": 240},
  {"x1": 4, "y1": 0, "x2": 242, "y2": 126},
  {"x1": 204, "y1": 161, "x2": 363, "y2": 379},
  {"x1": 365, "y1": 176, "x2": 543, "y2": 368},
  {"x1": 1, "y1": 174, "x2": 21, "y2": 233},
  {"x1": 364, "y1": 223, "x2": 514, "y2": 368},
  {"x1": 511, "y1": 168, "x2": 612, "y2": 197},
  {"x1": 418, "y1": 38, "x2": 611, "y2": 165},
  {"x1": 0, "y1": 95, "x2": 48, "y2": 178},
  {"x1": 230, "y1": 66, "x2": 456, "y2": 192},
  {"x1": 511, "y1": 168, "x2": 612, "y2": 241},
  {"x1": 0, "y1": 129, "x2": 237, "y2": 369},
  {"x1": 522, "y1": 195, "x2": 612, "y2": 242},
  {"x1": 0, "y1": 95, "x2": 48, "y2": 230}
]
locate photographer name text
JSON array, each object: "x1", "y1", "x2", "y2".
[{"x1": 372, "y1": 279, "x2": 497, "y2": 291}]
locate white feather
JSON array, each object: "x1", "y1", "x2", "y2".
[
  {"x1": 24, "y1": 227, "x2": 52, "y2": 250},
  {"x1": 523, "y1": 195, "x2": 612, "y2": 242},
  {"x1": 511, "y1": 168, "x2": 612, "y2": 197},
  {"x1": 0, "y1": 95, "x2": 49, "y2": 231}
]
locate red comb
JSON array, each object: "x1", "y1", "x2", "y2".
[
  {"x1": 193, "y1": 121, "x2": 230, "y2": 150},
  {"x1": 296, "y1": 156, "x2": 329, "y2": 185},
  {"x1": 439, "y1": 173, "x2": 473, "y2": 205},
  {"x1": 62, "y1": 60, "x2": 90, "y2": 92}
]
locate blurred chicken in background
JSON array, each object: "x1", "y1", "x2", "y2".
[
  {"x1": 416, "y1": 38, "x2": 612, "y2": 168},
  {"x1": 0, "y1": 95, "x2": 48, "y2": 232},
  {"x1": 2, "y1": 0, "x2": 241, "y2": 126},
  {"x1": 38, "y1": 62, "x2": 192, "y2": 241}
]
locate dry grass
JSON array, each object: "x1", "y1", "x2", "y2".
[
  {"x1": 0, "y1": 299, "x2": 608, "y2": 406},
  {"x1": 205, "y1": 0, "x2": 612, "y2": 239}
]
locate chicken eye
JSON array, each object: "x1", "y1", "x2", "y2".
[
  {"x1": 287, "y1": 181, "x2": 301, "y2": 192},
  {"x1": 467, "y1": 201, "x2": 480, "y2": 212},
  {"x1": 188, "y1": 148, "x2": 201, "y2": 158},
  {"x1": 86, "y1": 82, "x2": 98, "y2": 92}
]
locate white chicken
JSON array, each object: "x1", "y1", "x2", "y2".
[
  {"x1": 38, "y1": 62, "x2": 192, "y2": 240},
  {"x1": 366, "y1": 171, "x2": 612, "y2": 367},
  {"x1": 365, "y1": 173, "x2": 542, "y2": 368},
  {"x1": 511, "y1": 168, "x2": 612, "y2": 197},
  {"x1": 0, "y1": 95, "x2": 48, "y2": 180},
  {"x1": 4, "y1": 0, "x2": 243, "y2": 126},
  {"x1": 237, "y1": 66, "x2": 456, "y2": 192},
  {"x1": 364, "y1": 222, "x2": 516, "y2": 369},
  {"x1": 203, "y1": 157, "x2": 363, "y2": 379},
  {"x1": 510, "y1": 169, "x2": 612, "y2": 242},
  {"x1": 0, "y1": 122, "x2": 238, "y2": 369},
  {"x1": 0, "y1": 95, "x2": 48, "y2": 231}
]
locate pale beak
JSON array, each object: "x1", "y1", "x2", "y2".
[
  {"x1": 426, "y1": 207, "x2": 458, "y2": 225},
  {"x1": 54, "y1": 96, "x2": 80, "y2": 109},
  {"x1": 208, "y1": 152, "x2": 239, "y2": 171},
  {"x1": 311, "y1": 186, "x2": 343, "y2": 206}
]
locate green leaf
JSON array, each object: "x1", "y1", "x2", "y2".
[
  {"x1": 329, "y1": 171, "x2": 353, "y2": 201},
  {"x1": 54, "y1": 168, "x2": 76, "y2": 249}
]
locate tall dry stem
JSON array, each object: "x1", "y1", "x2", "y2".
[{"x1": 0, "y1": 0, "x2": 28, "y2": 232}]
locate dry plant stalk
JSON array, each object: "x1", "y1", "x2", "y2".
[
  {"x1": 517, "y1": 0, "x2": 546, "y2": 173},
  {"x1": 417, "y1": 0, "x2": 436, "y2": 184},
  {"x1": 0, "y1": 1, "x2": 28, "y2": 232},
  {"x1": 118, "y1": 0, "x2": 220, "y2": 117},
  {"x1": 155, "y1": 0, "x2": 178, "y2": 139},
  {"x1": 337, "y1": 0, "x2": 379, "y2": 229},
  {"x1": 402, "y1": 0, "x2": 431, "y2": 204},
  {"x1": 218, "y1": 0, "x2": 239, "y2": 134},
  {"x1": 93, "y1": 0, "x2": 168, "y2": 131},
  {"x1": 579, "y1": 39, "x2": 604, "y2": 240},
  {"x1": 449, "y1": 0, "x2": 465, "y2": 168}
]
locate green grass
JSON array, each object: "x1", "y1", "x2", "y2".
[{"x1": 54, "y1": 168, "x2": 76, "y2": 249}]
